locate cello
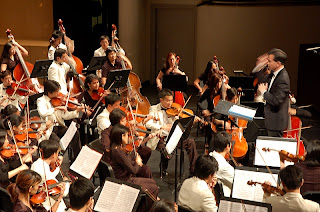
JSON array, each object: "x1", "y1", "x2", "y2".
[{"x1": 6, "y1": 29, "x2": 43, "y2": 93}]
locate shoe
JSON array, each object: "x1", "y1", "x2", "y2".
[{"x1": 161, "y1": 169, "x2": 168, "y2": 177}]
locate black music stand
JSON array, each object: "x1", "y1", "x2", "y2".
[
  {"x1": 162, "y1": 75, "x2": 187, "y2": 98},
  {"x1": 30, "y1": 60, "x2": 53, "y2": 79},
  {"x1": 104, "y1": 69, "x2": 130, "y2": 91},
  {"x1": 85, "y1": 56, "x2": 107, "y2": 74}
]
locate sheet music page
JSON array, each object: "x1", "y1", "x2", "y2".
[
  {"x1": 254, "y1": 138, "x2": 296, "y2": 167},
  {"x1": 59, "y1": 121, "x2": 77, "y2": 151},
  {"x1": 229, "y1": 105, "x2": 256, "y2": 120},
  {"x1": 70, "y1": 145, "x2": 103, "y2": 179},
  {"x1": 166, "y1": 125, "x2": 183, "y2": 154},
  {"x1": 219, "y1": 200, "x2": 269, "y2": 212},
  {"x1": 232, "y1": 169, "x2": 278, "y2": 202},
  {"x1": 94, "y1": 181, "x2": 122, "y2": 212},
  {"x1": 111, "y1": 184, "x2": 140, "y2": 212}
]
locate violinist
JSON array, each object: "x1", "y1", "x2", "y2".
[
  {"x1": 0, "y1": 129, "x2": 35, "y2": 189},
  {"x1": 262, "y1": 165, "x2": 319, "y2": 212},
  {"x1": 1, "y1": 104, "x2": 19, "y2": 119},
  {"x1": 93, "y1": 35, "x2": 110, "y2": 57},
  {"x1": 209, "y1": 131, "x2": 234, "y2": 197},
  {"x1": 7, "y1": 169, "x2": 65, "y2": 212},
  {"x1": 101, "y1": 108, "x2": 152, "y2": 164},
  {"x1": 109, "y1": 124, "x2": 159, "y2": 212},
  {"x1": 37, "y1": 80, "x2": 86, "y2": 162},
  {"x1": 193, "y1": 60, "x2": 217, "y2": 96},
  {"x1": 145, "y1": 89, "x2": 198, "y2": 176},
  {"x1": 31, "y1": 140, "x2": 68, "y2": 212},
  {"x1": 66, "y1": 178, "x2": 94, "y2": 212},
  {"x1": 101, "y1": 47, "x2": 132, "y2": 87},
  {"x1": 0, "y1": 40, "x2": 28, "y2": 73}
]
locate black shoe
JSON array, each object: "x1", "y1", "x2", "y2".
[{"x1": 161, "y1": 169, "x2": 168, "y2": 177}]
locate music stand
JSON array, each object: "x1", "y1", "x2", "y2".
[
  {"x1": 30, "y1": 60, "x2": 53, "y2": 79},
  {"x1": 162, "y1": 75, "x2": 187, "y2": 100},
  {"x1": 104, "y1": 69, "x2": 130, "y2": 90},
  {"x1": 85, "y1": 56, "x2": 107, "y2": 74}
]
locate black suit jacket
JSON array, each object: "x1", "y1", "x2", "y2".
[{"x1": 263, "y1": 68, "x2": 290, "y2": 131}]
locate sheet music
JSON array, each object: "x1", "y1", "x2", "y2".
[
  {"x1": 70, "y1": 145, "x2": 103, "y2": 179},
  {"x1": 254, "y1": 138, "x2": 296, "y2": 167},
  {"x1": 165, "y1": 125, "x2": 183, "y2": 154},
  {"x1": 59, "y1": 121, "x2": 77, "y2": 151},
  {"x1": 228, "y1": 105, "x2": 256, "y2": 120},
  {"x1": 219, "y1": 200, "x2": 269, "y2": 212},
  {"x1": 94, "y1": 181, "x2": 139, "y2": 212},
  {"x1": 232, "y1": 169, "x2": 278, "y2": 202}
]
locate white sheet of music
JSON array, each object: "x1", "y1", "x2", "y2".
[
  {"x1": 70, "y1": 145, "x2": 103, "y2": 179},
  {"x1": 228, "y1": 105, "x2": 256, "y2": 120},
  {"x1": 254, "y1": 138, "x2": 296, "y2": 167},
  {"x1": 218, "y1": 200, "x2": 269, "y2": 212},
  {"x1": 94, "y1": 181, "x2": 139, "y2": 212},
  {"x1": 232, "y1": 169, "x2": 278, "y2": 202},
  {"x1": 165, "y1": 125, "x2": 183, "y2": 154},
  {"x1": 59, "y1": 121, "x2": 77, "y2": 151}
]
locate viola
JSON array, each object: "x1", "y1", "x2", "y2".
[
  {"x1": 0, "y1": 143, "x2": 32, "y2": 158},
  {"x1": 262, "y1": 147, "x2": 305, "y2": 163},
  {"x1": 51, "y1": 92, "x2": 83, "y2": 110},
  {"x1": 6, "y1": 82, "x2": 34, "y2": 96},
  {"x1": 247, "y1": 180, "x2": 285, "y2": 196}
]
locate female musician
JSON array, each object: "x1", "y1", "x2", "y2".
[
  {"x1": 7, "y1": 169, "x2": 64, "y2": 212},
  {"x1": 1, "y1": 104, "x2": 19, "y2": 119},
  {"x1": 0, "y1": 41, "x2": 28, "y2": 73},
  {"x1": 156, "y1": 52, "x2": 186, "y2": 91},
  {"x1": 110, "y1": 124, "x2": 159, "y2": 212},
  {"x1": 0, "y1": 129, "x2": 35, "y2": 189},
  {"x1": 193, "y1": 60, "x2": 217, "y2": 96}
]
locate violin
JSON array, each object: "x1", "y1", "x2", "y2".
[
  {"x1": 120, "y1": 106, "x2": 159, "y2": 124},
  {"x1": 262, "y1": 147, "x2": 305, "y2": 163},
  {"x1": 6, "y1": 82, "x2": 34, "y2": 96},
  {"x1": 27, "y1": 116, "x2": 46, "y2": 130},
  {"x1": 15, "y1": 128, "x2": 38, "y2": 142},
  {"x1": 0, "y1": 143, "x2": 33, "y2": 158},
  {"x1": 90, "y1": 87, "x2": 106, "y2": 104},
  {"x1": 247, "y1": 180, "x2": 285, "y2": 196},
  {"x1": 51, "y1": 92, "x2": 83, "y2": 110}
]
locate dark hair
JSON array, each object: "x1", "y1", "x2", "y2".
[
  {"x1": 207, "y1": 73, "x2": 221, "y2": 100},
  {"x1": 99, "y1": 35, "x2": 110, "y2": 43},
  {"x1": 165, "y1": 52, "x2": 176, "y2": 70},
  {"x1": 105, "y1": 47, "x2": 116, "y2": 57},
  {"x1": 2, "y1": 104, "x2": 18, "y2": 117},
  {"x1": 194, "y1": 155, "x2": 218, "y2": 180},
  {"x1": 48, "y1": 30, "x2": 64, "y2": 49},
  {"x1": 105, "y1": 93, "x2": 120, "y2": 107},
  {"x1": 85, "y1": 74, "x2": 99, "y2": 89},
  {"x1": 304, "y1": 139, "x2": 320, "y2": 167},
  {"x1": 3, "y1": 114, "x2": 23, "y2": 130},
  {"x1": 44, "y1": 80, "x2": 60, "y2": 95},
  {"x1": 110, "y1": 124, "x2": 129, "y2": 148},
  {"x1": 0, "y1": 129, "x2": 7, "y2": 148},
  {"x1": 226, "y1": 87, "x2": 238, "y2": 102},
  {"x1": 268, "y1": 48, "x2": 287, "y2": 65},
  {"x1": 0, "y1": 70, "x2": 12, "y2": 79},
  {"x1": 39, "y1": 139, "x2": 60, "y2": 159},
  {"x1": 0, "y1": 42, "x2": 14, "y2": 62},
  {"x1": 200, "y1": 60, "x2": 215, "y2": 83},
  {"x1": 110, "y1": 108, "x2": 126, "y2": 126},
  {"x1": 151, "y1": 199, "x2": 175, "y2": 212},
  {"x1": 159, "y1": 88, "x2": 173, "y2": 99},
  {"x1": 7, "y1": 169, "x2": 42, "y2": 203},
  {"x1": 54, "y1": 48, "x2": 67, "y2": 61},
  {"x1": 69, "y1": 178, "x2": 94, "y2": 210},
  {"x1": 279, "y1": 165, "x2": 303, "y2": 190},
  {"x1": 212, "y1": 131, "x2": 232, "y2": 152}
]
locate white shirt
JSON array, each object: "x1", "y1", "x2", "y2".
[
  {"x1": 31, "y1": 158, "x2": 70, "y2": 212},
  {"x1": 268, "y1": 66, "x2": 283, "y2": 91},
  {"x1": 178, "y1": 177, "x2": 218, "y2": 212},
  {"x1": 48, "y1": 61, "x2": 70, "y2": 95},
  {"x1": 209, "y1": 151, "x2": 234, "y2": 197},
  {"x1": 96, "y1": 108, "x2": 111, "y2": 135},
  {"x1": 94, "y1": 47, "x2": 106, "y2": 57},
  {"x1": 48, "y1": 43, "x2": 67, "y2": 60},
  {"x1": 0, "y1": 83, "x2": 26, "y2": 111}
]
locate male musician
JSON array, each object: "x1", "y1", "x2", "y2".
[
  {"x1": 48, "y1": 48, "x2": 73, "y2": 95},
  {"x1": 100, "y1": 47, "x2": 132, "y2": 87},
  {"x1": 94, "y1": 35, "x2": 110, "y2": 57},
  {"x1": 258, "y1": 48, "x2": 290, "y2": 137},
  {"x1": 48, "y1": 30, "x2": 67, "y2": 60},
  {"x1": 37, "y1": 80, "x2": 90, "y2": 162},
  {"x1": 145, "y1": 88, "x2": 198, "y2": 176},
  {"x1": 178, "y1": 155, "x2": 218, "y2": 212},
  {"x1": 31, "y1": 139, "x2": 69, "y2": 212},
  {"x1": 209, "y1": 131, "x2": 234, "y2": 197},
  {"x1": 96, "y1": 92, "x2": 121, "y2": 135},
  {"x1": 263, "y1": 165, "x2": 319, "y2": 212},
  {"x1": 66, "y1": 178, "x2": 95, "y2": 212}
]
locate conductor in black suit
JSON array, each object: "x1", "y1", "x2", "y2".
[{"x1": 258, "y1": 48, "x2": 290, "y2": 137}]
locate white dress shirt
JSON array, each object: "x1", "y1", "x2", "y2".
[
  {"x1": 96, "y1": 108, "x2": 111, "y2": 135},
  {"x1": 94, "y1": 47, "x2": 106, "y2": 57},
  {"x1": 31, "y1": 158, "x2": 70, "y2": 212},
  {"x1": 268, "y1": 66, "x2": 284, "y2": 91},
  {"x1": 48, "y1": 43, "x2": 67, "y2": 60},
  {"x1": 0, "y1": 83, "x2": 26, "y2": 111},
  {"x1": 178, "y1": 177, "x2": 218, "y2": 212},
  {"x1": 209, "y1": 151, "x2": 234, "y2": 197},
  {"x1": 48, "y1": 61, "x2": 70, "y2": 95}
]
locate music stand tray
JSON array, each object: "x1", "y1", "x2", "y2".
[
  {"x1": 214, "y1": 100, "x2": 256, "y2": 121},
  {"x1": 162, "y1": 75, "x2": 187, "y2": 92},
  {"x1": 30, "y1": 60, "x2": 53, "y2": 78},
  {"x1": 104, "y1": 69, "x2": 130, "y2": 90},
  {"x1": 86, "y1": 56, "x2": 107, "y2": 72}
]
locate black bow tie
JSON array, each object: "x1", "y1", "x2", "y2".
[
  {"x1": 161, "y1": 107, "x2": 167, "y2": 111},
  {"x1": 268, "y1": 71, "x2": 274, "y2": 78}
]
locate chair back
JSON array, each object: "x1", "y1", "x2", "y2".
[
  {"x1": 214, "y1": 182, "x2": 224, "y2": 206},
  {"x1": 98, "y1": 160, "x2": 115, "y2": 186},
  {"x1": 88, "y1": 139, "x2": 104, "y2": 154},
  {"x1": 303, "y1": 191, "x2": 320, "y2": 204}
]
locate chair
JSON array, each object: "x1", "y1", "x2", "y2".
[
  {"x1": 0, "y1": 187, "x2": 13, "y2": 212},
  {"x1": 303, "y1": 191, "x2": 320, "y2": 204},
  {"x1": 214, "y1": 182, "x2": 224, "y2": 206},
  {"x1": 97, "y1": 160, "x2": 115, "y2": 186},
  {"x1": 87, "y1": 138, "x2": 104, "y2": 154},
  {"x1": 178, "y1": 205, "x2": 195, "y2": 212},
  {"x1": 29, "y1": 109, "x2": 40, "y2": 117}
]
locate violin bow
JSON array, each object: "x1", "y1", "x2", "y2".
[
  {"x1": 92, "y1": 81, "x2": 114, "y2": 111},
  {"x1": 65, "y1": 79, "x2": 73, "y2": 108},
  {"x1": 39, "y1": 149, "x2": 53, "y2": 212},
  {"x1": 7, "y1": 120, "x2": 24, "y2": 164},
  {"x1": 126, "y1": 97, "x2": 138, "y2": 155},
  {"x1": 177, "y1": 95, "x2": 192, "y2": 117}
]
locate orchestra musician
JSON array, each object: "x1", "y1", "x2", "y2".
[
  {"x1": 31, "y1": 139, "x2": 68, "y2": 212},
  {"x1": 262, "y1": 165, "x2": 319, "y2": 212},
  {"x1": 0, "y1": 40, "x2": 28, "y2": 73},
  {"x1": 151, "y1": 199, "x2": 178, "y2": 212},
  {"x1": 258, "y1": 48, "x2": 290, "y2": 137},
  {"x1": 93, "y1": 35, "x2": 110, "y2": 57},
  {"x1": 193, "y1": 60, "x2": 217, "y2": 96},
  {"x1": 109, "y1": 124, "x2": 159, "y2": 212},
  {"x1": 145, "y1": 89, "x2": 198, "y2": 176}
]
